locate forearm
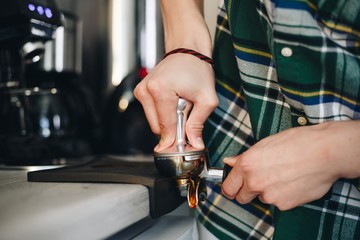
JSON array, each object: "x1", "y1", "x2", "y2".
[{"x1": 160, "y1": 0, "x2": 212, "y2": 57}]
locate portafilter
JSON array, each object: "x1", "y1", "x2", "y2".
[{"x1": 154, "y1": 98, "x2": 231, "y2": 208}]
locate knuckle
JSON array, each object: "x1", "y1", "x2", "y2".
[
  {"x1": 235, "y1": 194, "x2": 249, "y2": 204},
  {"x1": 237, "y1": 152, "x2": 254, "y2": 173},
  {"x1": 245, "y1": 178, "x2": 261, "y2": 192},
  {"x1": 133, "y1": 83, "x2": 147, "y2": 101},
  {"x1": 221, "y1": 184, "x2": 234, "y2": 199},
  {"x1": 260, "y1": 189, "x2": 298, "y2": 211},
  {"x1": 206, "y1": 97, "x2": 219, "y2": 110},
  {"x1": 222, "y1": 177, "x2": 241, "y2": 200},
  {"x1": 259, "y1": 191, "x2": 275, "y2": 205},
  {"x1": 147, "y1": 78, "x2": 165, "y2": 96},
  {"x1": 277, "y1": 201, "x2": 293, "y2": 211}
]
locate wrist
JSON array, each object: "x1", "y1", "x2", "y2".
[
  {"x1": 163, "y1": 48, "x2": 214, "y2": 69},
  {"x1": 160, "y1": 0, "x2": 212, "y2": 57}
]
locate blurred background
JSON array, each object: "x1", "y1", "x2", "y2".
[{"x1": 0, "y1": 0, "x2": 218, "y2": 165}]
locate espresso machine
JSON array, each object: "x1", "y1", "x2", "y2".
[
  {"x1": 0, "y1": 0, "x2": 61, "y2": 87},
  {"x1": 0, "y1": 0, "x2": 97, "y2": 165}
]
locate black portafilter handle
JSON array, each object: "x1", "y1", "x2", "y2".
[{"x1": 222, "y1": 164, "x2": 233, "y2": 183}]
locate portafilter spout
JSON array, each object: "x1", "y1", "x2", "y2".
[{"x1": 154, "y1": 98, "x2": 231, "y2": 208}]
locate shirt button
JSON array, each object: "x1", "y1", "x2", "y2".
[
  {"x1": 297, "y1": 116, "x2": 307, "y2": 126},
  {"x1": 281, "y1": 47, "x2": 293, "y2": 57}
]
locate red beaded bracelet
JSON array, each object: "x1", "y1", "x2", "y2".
[{"x1": 163, "y1": 48, "x2": 214, "y2": 69}]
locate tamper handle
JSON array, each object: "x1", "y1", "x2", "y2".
[{"x1": 176, "y1": 98, "x2": 188, "y2": 152}]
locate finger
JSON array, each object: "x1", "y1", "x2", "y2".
[
  {"x1": 223, "y1": 157, "x2": 237, "y2": 166},
  {"x1": 147, "y1": 84, "x2": 178, "y2": 152},
  {"x1": 221, "y1": 163, "x2": 244, "y2": 199},
  {"x1": 134, "y1": 78, "x2": 160, "y2": 135},
  {"x1": 257, "y1": 194, "x2": 267, "y2": 204},
  {"x1": 235, "y1": 185, "x2": 258, "y2": 204},
  {"x1": 186, "y1": 96, "x2": 218, "y2": 149}
]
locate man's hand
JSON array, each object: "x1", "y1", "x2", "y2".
[
  {"x1": 134, "y1": 53, "x2": 218, "y2": 152},
  {"x1": 221, "y1": 121, "x2": 360, "y2": 210}
]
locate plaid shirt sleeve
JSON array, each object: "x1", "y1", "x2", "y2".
[{"x1": 197, "y1": 0, "x2": 360, "y2": 239}]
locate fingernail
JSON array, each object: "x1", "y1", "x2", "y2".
[
  {"x1": 223, "y1": 157, "x2": 230, "y2": 164},
  {"x1": 154, "y1": 144, "x2": 161, "y2": 152},
  {"x1": 154, "y1": 139, "x2": 165, "y2": 152},
  {"x1": 223, "y1": 157, "x2": 237, "y2": 166},
  {"x1": 195, "y1": 137, "x2": 205, "y2": 149}
]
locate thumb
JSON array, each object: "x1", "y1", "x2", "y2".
[
  {"x1": 185, "y1": 113, "x2": 206, "y2": 150},
  {"x1": 186, "y1": 99, "x2": 218, "y2": 149},
  {"x1": 185, "y1": 118, "x2": 205, "y2": 150},
  {"x1": 223, "y1": 157, "x2": 237, "y2": 167}
]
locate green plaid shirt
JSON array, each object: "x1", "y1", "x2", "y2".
[{"x1": 197, "y1": 0, "x2": 360, "y2": 239}]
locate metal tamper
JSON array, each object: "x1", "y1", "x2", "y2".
[{"x1": 154, "y1": 98, "x2": 231, "y2": 208}]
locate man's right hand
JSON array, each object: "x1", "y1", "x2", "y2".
[{"x1": 134, "y1": 52, "x2": 218, "y2": 152}]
